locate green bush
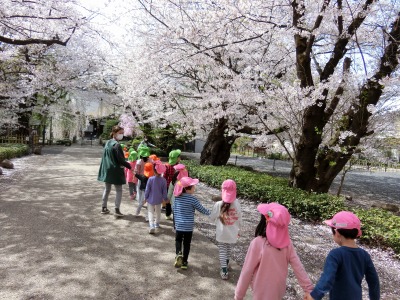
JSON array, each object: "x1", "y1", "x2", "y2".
[
  {"x1": 354, "y1": 208, "x2": 400, "y2": 256},
  {"x1": 0, "y1": 144, "x2": 30, "y2": 161},
  {"x1": 183, "y1": 159, "x2": 400, "y2": 256}
]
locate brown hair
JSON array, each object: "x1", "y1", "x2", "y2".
[
  {"x1": 109, "y1": 125, "x2": 123, "y2": 138},
  {"x1": 219, "y1": 202, "x2": 231, "y2": 225}
]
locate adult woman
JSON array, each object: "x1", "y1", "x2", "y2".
[{"x1": 98, "y1": 125, "x2": 131, "y2": 216}]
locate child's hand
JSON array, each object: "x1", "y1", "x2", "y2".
[{"x1": 304, "y1": 293, "x2": 313, "y2": 300}]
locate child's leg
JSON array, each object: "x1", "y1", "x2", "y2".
[
  {"x1": 182, "y1": 231, "x2": 193, "y2": 263},
  {"x1": 226, "y1": 243, "x2": 233, "y2": 269},
  {"x1": 165, "y1": 202, "x2": 172, "y2": 217},
  {"x1": 101, "y1": 183, "x2": 112, "y2": 208},
  {"x1": 155, "y1": 204, "x2": 161, "y2": 226},
  {"x1": 175, "y1": 231, "x2": 183, "y2": 255},
  {"x1": 136, "y1": 180, "x2": 141, "y2": 201},
  {"x1": 147, "y1": 203, "x2": 155, "y2": 228},
  {"x1": 135, "y1": 189, "x2": 145, "y2": 215},
  {"x1": 218, "y1": 242, "x2": 229, "y2": 269},
  {"x1": 128, "y1": 182, "x2": 136, "y2": 197}
]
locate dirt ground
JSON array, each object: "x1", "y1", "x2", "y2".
[{"x1": 1, "y1": 145, "x2": 399, "y2": 300}]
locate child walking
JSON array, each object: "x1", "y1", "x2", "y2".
[
  {"x1": 144, "y1": 161, "x2": 167, "y2": 234},
  {"x1": 166, "y1": 164, "x2": 189, "y2": 222},
  {"x1": 235, "y1": 202, "x2": 313, "y2": 300},
  {"x1": 305, "y1": 211, "x2": 380, "y2": 300},
  {"x1": 209, "y1": 179, "x2": 242, "y2": 280},
  {"x1": 173, "y1": 176, "x2": 210, "y2": 270},
  {"x1": 125, "y1": 150, "x2": 137, "y2": 200},
  {"x1": 164, "y1": 149, "x2": 182, "y2": 219},
  {"x1": 134, "y1": 162, "x2": 154, "y2": 218}
]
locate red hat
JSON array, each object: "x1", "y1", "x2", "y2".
[
  {"x1": 324, "y1": 211, "x2": 362, "y2": 237},
  {"x1": 221, "y1": 179, "x2": 236, "y2": 203},
  {"x1": 257, "y1": 203, "x2": 291, "y2": 248}
]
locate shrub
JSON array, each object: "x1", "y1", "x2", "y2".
[
  {"x1": 0, "y1": 144, "x2": 30, "y2": 161},
  {"x1": 183, "y1": 159, "x2": 400, "y2": 256}
]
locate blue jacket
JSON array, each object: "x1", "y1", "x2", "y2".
[{"x1": 311, "y1": 246, "x2": 380, "y2": 300}]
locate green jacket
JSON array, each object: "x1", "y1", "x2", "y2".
[{"x1": 98, "y1": 139, "x2": 129, "y2": 185}]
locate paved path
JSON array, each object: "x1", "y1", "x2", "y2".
[
  {"x1": 0, "y1": 145, "x2": 251, "y2": 300},
  {"x1": 182, "y1": 153, "x2": 400, "y2": 205}
]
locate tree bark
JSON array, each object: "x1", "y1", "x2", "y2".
[
  {"x1": 200, "y1": 118, "x2": 236, "y2": 166},
  {"x1": 291, "y1": 12, "x2": 400, "y2": 193}
]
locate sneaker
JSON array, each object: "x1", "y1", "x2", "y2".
[
  {"x1": 181, "y1": 261, "x2": 188, "y2": 270},
  {"x1": 101, "y1": 207, "x2": 110, "y2": 214},
  {"x1": 174, "y1": 253, "x2": 183, "y2": 268},
  {"x1": 115, "y1": 208, "x2": 124, "y2": 217},
  {"x1": 149, "y1": 227, "x2": 155, "y2": 234},
  {"x1": 220, "y1": 268, "x2": 229, "y2": 280},
  {"x1": 165, "y1": 215, "x2": 172, "y2": 220}
]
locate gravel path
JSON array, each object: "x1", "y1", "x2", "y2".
[
  {"x1": 1, "y1": 147, "x2": 399, "y2": 300},
  {"x1": 194, "y1": 183, "x2": 400, "y2": 300}
]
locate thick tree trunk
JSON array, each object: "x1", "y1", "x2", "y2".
[
  {"x1": 200, "y1": 118, "x2": 236, "y2": 166},
  {"x1": 290, "y1": 12, "x2": 400, "y2": 193}
]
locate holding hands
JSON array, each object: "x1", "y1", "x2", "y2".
[{"x1": 304, "y1": 293, "x2": 313, "y2": 300}]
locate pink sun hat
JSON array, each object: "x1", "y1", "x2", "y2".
[
  {"x1": 324, "y1": 211, "x2": 362, "y2": 237},
  {"x1": 154, "y1": 161, "x2": 166, "y2": 175},
  {"x1": 173, "y1": 176, "x2": 199, "y2": 197},
  {"x1": 257, "y1": 203, "x2": 291, "y2": 248},
  {"x1": 174, "y1": 163, "x2": 188, "y2": 180},
  {"x1": 221, "y1": 179, "x2": 237, "y2": 203}
]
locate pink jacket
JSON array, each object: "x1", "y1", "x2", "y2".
[
  {"x1": 125, "y1": 161, "x2": 137, "y2": 183},
  {"x1": 235, "y1": 236, "x2": 313, "y2": 300}
]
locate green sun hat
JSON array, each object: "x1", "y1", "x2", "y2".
[
  {"x1": 128, "y1": 150, "x2": 138, "y2": 162},
  {"x1": 168, "y1": 149, "x2": 181, "y2": 165},
  {"x1": 138, "y1": 145, "x2": 150, "y2": 158}
]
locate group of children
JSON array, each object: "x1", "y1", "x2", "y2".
[{"x1": 121, "y1": 146, "x2": 380, "y2": 300}]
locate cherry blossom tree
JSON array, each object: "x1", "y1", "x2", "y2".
[
  {"x1": 0, "y1": 0, "x2": 126, "y2": 135},
  {"x1": 118, "y1": 0, "x2": 399, "y2": 193}
]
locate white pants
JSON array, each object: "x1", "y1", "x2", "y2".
[
  {"x1": 136, "y1": 187, "x2": 145, "y2": 215},
  {"x1": 147, "y1": 203, "x2": 161, "y2": 228}
]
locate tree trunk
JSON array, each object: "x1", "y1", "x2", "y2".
[
  {"x1": 290, "y1": 12, "x2": 400, "y2": 193},
  {"x1": 200, "y1": 118, "x2": 236, "y2": 166}
]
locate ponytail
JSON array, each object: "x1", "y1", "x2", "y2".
[{"x1": 219, "y1": 202, "x2": 231, "y2": 225}]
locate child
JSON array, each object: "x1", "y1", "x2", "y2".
[
  {"x1": 167, "y1": 164, "x2": 188, "y2": 231},
  {"x1": 134, "y1": 162, "x2": 154, "y2": 218},
  {"x1": 134, "y1": 145, "x2": 150, "y2": 202},
  {"x1": 164, "y1": 149, "x2": 182, "y2": 218},
  {"x1": 209, "y1": 179, "x2": 242, "y2": 280},
  {"x1": 125, "y1": 150, "x2": 137, "y2": 200},
  {"x1": 167, "y1": 164, "x2": 189, "y2": 209},
  {"x1": 305, "y1": 211, "x2": 380, "y2": 300},
  {"x1": 144, "y1": 161, "x2": 167, "y2": 234},
  {"x1": 173, "y1": 176, "x2": 210, "y2": 270},
  {"x1": 235, "y1": 202, "x2": 313, "y2": 300}
]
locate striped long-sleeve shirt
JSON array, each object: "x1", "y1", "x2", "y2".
[{"x1": 173, "y1": 193, "x2": 210, "y2": 232}]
